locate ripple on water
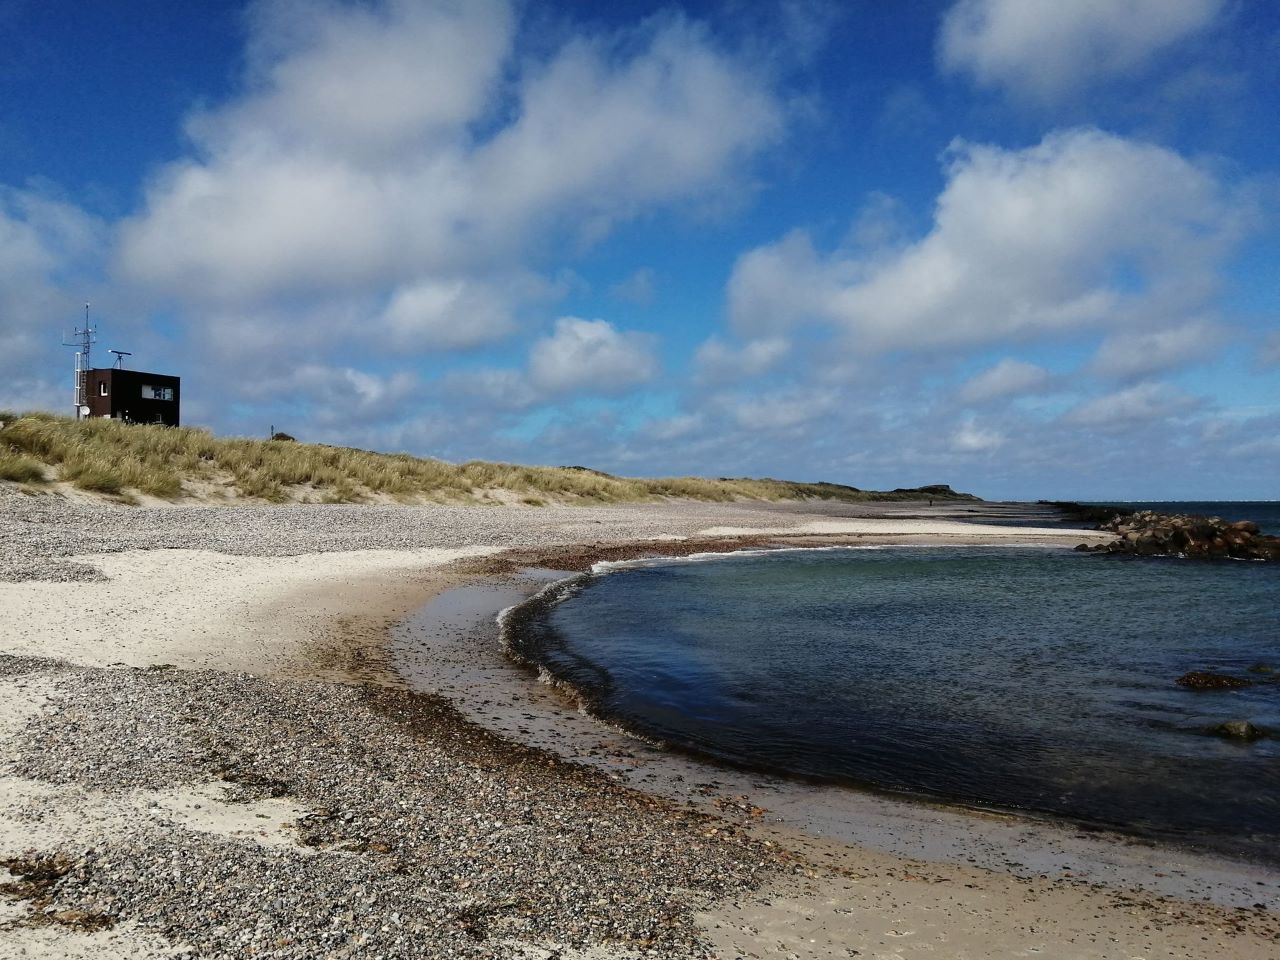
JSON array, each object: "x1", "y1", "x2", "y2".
[{"x1": 508, "y1": 545, "x2": 1280, "y2": 863}]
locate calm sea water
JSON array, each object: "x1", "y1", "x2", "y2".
[{"x1": 510, "y1": 539, "x2": 1280, "y2": 862}]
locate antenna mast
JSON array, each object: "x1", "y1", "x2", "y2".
[{"x1": 61, "y1": 303, "x2": 97, "y2": 419}]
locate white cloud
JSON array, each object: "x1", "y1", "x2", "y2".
[
  {"x1": 939, "y1": 0, "x2": 1225, "y2": 101},
  {"x1": 728, "y1": 385, "x2": 837, "y2": 432},
  {"x1": 951, "y1": 418, "x2": 1006, "y2": 452},
  {"x1": 291, "y1": 364, "x2": 419, "y2": 426},
  {"x1": 726, "y1": 229, "x2": 840, "y2": 338},
  {"x1": 441, "y1": 368, "x2": 539, "y2": 411},
  {"x1": 1090, "y1": 320, "x2": 1224, "y2": 379},
  {"x1": 441, "y1": 316, "x2": 658, "y2": 409},
  {"x1": 642, "y1": 413, "x2": 705, "y2": 442},
  {"x1": 1064, "y1": 381, "x2": 1198, "y2": 427},
  {"x1": 0, "y1": 187, "x2": 108, "y2": 408},
  {"x1": 695, "y1": 336, "x2": 790, "y2": 383},
  {"x1": 728, "y1": 128, "x2": 1244, "y2": 353},
  {"x1": 0, "y1": 188, "x2": 105, "y2": 341},
  {"x1": 117, "y1": 1, "x2": 785, "y2": 325},
  {"x1": 528, "y1": 317, "x2": 658, "y2": 395},
  {"x1": 959, "y1": 358, "x2": 1050, "y2": 403},
  {"x1": 209, "y1": 0, "x2": 515, "y2": 164},
  {"x1": 380, "y1": 278, "x2": 515, "y2": 350}
]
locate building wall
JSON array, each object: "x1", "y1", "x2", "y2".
[{"x1": 84, "y1": 369, "x2": 181, "y2": 426}]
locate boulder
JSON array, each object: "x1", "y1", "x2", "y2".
[
  {"x1": 1176, "y1": 670, "x2": 1253, "y2": 690},
  {"x1": 1209, "y1": 720, "x2": 1267, "y2": 741},
  {"x1": 1085, "y1": 509, "x2": 1279, "y2": 562}
]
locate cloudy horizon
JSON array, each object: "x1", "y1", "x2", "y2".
[{"x1": 3, "y1": 0, "x2": 1277, "y2": 501}]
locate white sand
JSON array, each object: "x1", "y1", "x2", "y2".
[
  {"x1": 0, "y1": 546, "x2": 496, "y2": 673},
  {"x1": 0, "y1": 544, "x2": 495, "y2": 959}
]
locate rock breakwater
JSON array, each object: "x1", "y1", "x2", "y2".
[{"x1": 1075, "y1": 510, "x2": 1280, "y2": 561}]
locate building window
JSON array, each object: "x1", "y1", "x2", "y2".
[
  {"x1": 140, "y1": 384, "x2": 174, "y2": 401},
  {"x1": 99, "y1": 381, "x2": 108, "y2": 396}
]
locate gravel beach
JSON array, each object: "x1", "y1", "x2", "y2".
[{"x1": 2, "y1": 487, "x2": 1275, "y2": 958}]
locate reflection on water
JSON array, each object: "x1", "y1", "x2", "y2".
[{"x1": 509, "y1": 546, "x2": 1280, "y2": 862}]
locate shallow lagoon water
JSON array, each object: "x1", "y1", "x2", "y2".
[{"x1": 510, "y1": 545, "x2": 1280, "y2": 862}]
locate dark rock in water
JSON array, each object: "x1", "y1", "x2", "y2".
[
  {"x1": 1073, "y1": 543, "x2": 1092, "y2": 552},
  {"x1": 1177, "y1": 670, "x2": 1253, "y2": 690},
  {"x1": 1248, "y1": 663, "x2": 1276, "y2": 675},
  {"x1": 1086, "y1": 509, "x2": 1280, "y2": 562},
  {"x1": 1209, "y1": 720, "x2": 1267, "y2": 741}
]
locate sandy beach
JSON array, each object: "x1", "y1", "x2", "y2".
[{"x1": 2, "y1": 487, "x2": 1276, "y2": 958}]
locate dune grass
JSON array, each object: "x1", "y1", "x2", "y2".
[
  {"x1": 0, "y1": 451, "x2": 46, "y2": 483},
  {"x1": 0, "y1": 413, "x2": 975, "y2": 506}
]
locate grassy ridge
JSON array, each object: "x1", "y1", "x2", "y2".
[{"x1": 0, "y1": 412, "x2": 976, "y2": 506}]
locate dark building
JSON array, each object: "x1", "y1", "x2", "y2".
[{"x1": 84, "y1": 368, "x2": 181, "y2": 427}]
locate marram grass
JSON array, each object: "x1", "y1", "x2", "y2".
[{"x1": 0, "y1": 414, "x2": 970, "y2": 506}]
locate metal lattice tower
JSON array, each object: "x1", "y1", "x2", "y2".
[{"x1": 61, "y1": 303, "x2": 97, "y2": 418}]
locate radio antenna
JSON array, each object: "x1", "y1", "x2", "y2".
[{"x1": 61, "y1": 302, "x2": 97, "y2": 418}]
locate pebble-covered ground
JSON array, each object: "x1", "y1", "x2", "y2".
[
  {"x1": 0, "y1": 486, "x2": 842, "y2": 584},
  {"x1": 2, "y1": 655, "x2": 780, "y2": 958}
]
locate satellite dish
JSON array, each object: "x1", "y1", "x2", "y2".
[{"x1": 79, "y1": 406, "x2": 91, "y2": 417}]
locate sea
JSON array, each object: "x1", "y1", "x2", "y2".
[{"x1": 507, "y1": 501, "x2": 1280, "y2": 863}]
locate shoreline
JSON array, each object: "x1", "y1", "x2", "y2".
[
  {"x1": 392, "y1": 554, "x2": 1280, "y2": 904},
  {"x1": 492, "y1": 543, "x2": 1280, "y2": 869},
  {"x1": 3, "y1": 495, "x2": 1278, "y2": 957}
]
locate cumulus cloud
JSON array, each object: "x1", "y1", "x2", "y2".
[
  {"x1": 441, "y1": 316, "x2": 657, "y2": 411},
  {"x1": 642, "y1": 413, "x2": 705, "y2": 442},
  {"x1": 939, "y1": 0, "x2": 1225, "y2": 101},
  {"x1": 213, "y1": 0, "x2": 514, "y2": 163},
  {"x1": 728, "y1": 128, "x2": 1245, "y2": 353},
  {"x1": 951, "y1": 418, "x2": 1006, "y2": 452},
  {"x1": 0, "y1": 187, "x2": 109, "y2": 409},
  {"x1": 1064, "y1": 381, "x2": 1198, "y2": 428},
  {"x1": 117, "y1": 1, "x2": 785, "y2": 322},
  {"x1": 727, "y1": 385, "x2": 838, "y2": 432},
  {"x1": 379, "y1": 278, "x2": 516, "y2": 350},
  {"x1": 1090, "y1": 320, "x2": 1224, "y2": 379},
  {"x1": 528, "y1": 317, "x2": 658, "y2": 395},
  {"x1": 284, "y1": 364, "x2": 420, "y2": 427},
  {"x1": 959, "y1": 358, "x2": 1050, "y2": 403},
  {"x1": 1, "y1": 188, "x2": 106, "y2": 342},
  {"x1": 695, "y1": 336, "x2": 790, "y2": 383},
  {"x1": 441, "y1": 368, "x2": 540, "y2": 411}
]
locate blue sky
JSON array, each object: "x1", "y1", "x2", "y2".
[{"x1": 2, "y1": 0, "x2": 1277, "y2": 500}]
